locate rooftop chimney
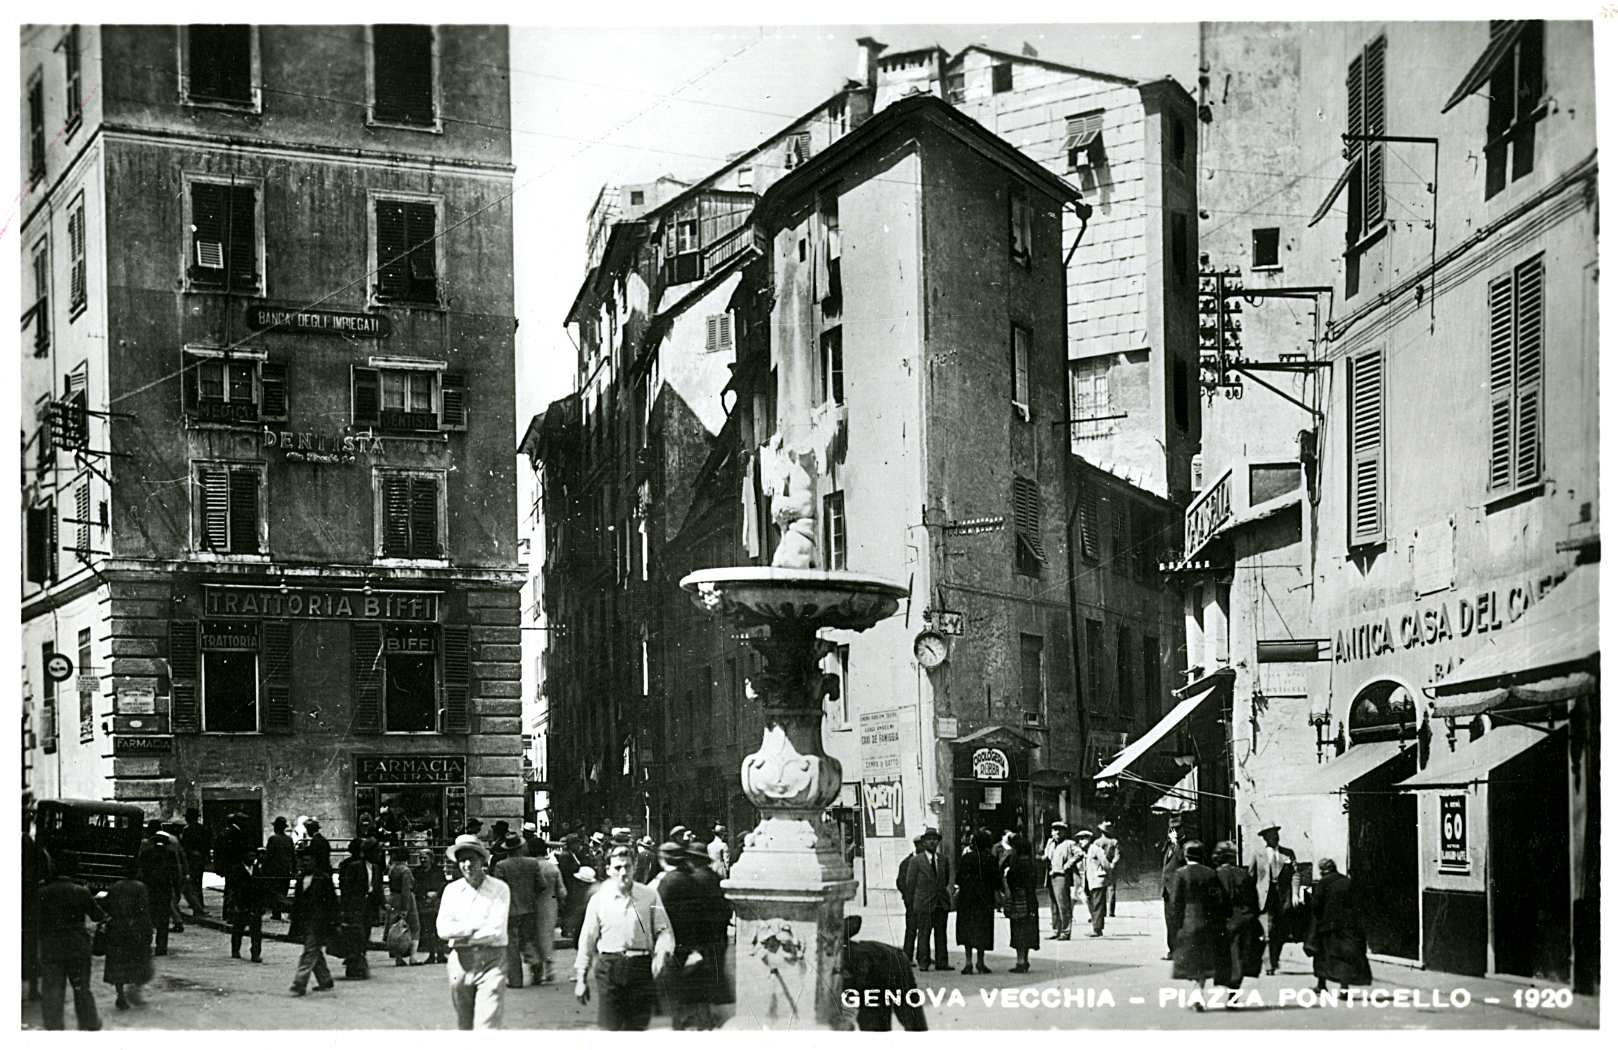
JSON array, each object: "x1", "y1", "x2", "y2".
[{"x1": 855, "y1": 36, "x2": 888, "y2": 89}]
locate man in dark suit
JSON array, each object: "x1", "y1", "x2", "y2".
[
  {"x1": 263, "y1": 817, "x2": 297, "y2": 921},
  {"x1": 1160, "y1": 817, "x2": 1186, "y2": 959},
  {"x1": 895, "y1": 834, "x2": 925, "y2": 963},
  {"x1": 179, "y1": 807, "x2": 212, "y2": 917},
  {"x1": 288, "y1": 850, "x2": 338, "y2": 996},
  {"x1": 338, "y1": 838, "x2": 383, "y2": 979},
  {"x1": 897, "y1": 829, "x2": 952, "y2": 971},
  {"x1": 1247, "y1": 823, "x2": 1297, "y2": 974}
]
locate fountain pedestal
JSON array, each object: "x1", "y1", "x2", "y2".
[{"x1": 680, "y1": 569, "x2": 906, "y2": 1030}]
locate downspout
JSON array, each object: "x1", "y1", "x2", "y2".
[{"x1": 1065, "y1": 485, "x2": 1091, "y2": 814}]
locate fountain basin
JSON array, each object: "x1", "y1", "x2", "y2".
[{"x1": 679, "y1": 567, "x2": 908, "y2": 631}]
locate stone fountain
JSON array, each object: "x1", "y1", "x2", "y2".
[{"x1": 680, "y1": 441, "x2": 905, "y2": 1029}]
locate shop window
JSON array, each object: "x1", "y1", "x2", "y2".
[
  {"x1": 992, "y1": 63, "x2": 1013, "y2": 94},
  {"x1": 371, "y1": 24, "x2": 437, "y2": 128},
  {"x1": 1009, "y1": 187, "x2": 1033, "y2": 266},
  {"x1": 1020, "y1": 634, "x2": 1044, "y2": 720},
  {"x1": 184, "y1": 351, "x2": 287, "y2": 425},
  {"x1": 185, "y1": 178, "x2": 261, "y2": 293},
  {"x1": 200, "y1": 621, "x2": 259, "y2": 733},
  {"x1": 1487, "y1": 255, "x2": 1543, "y2": 493},
  {"x1": 384, "y1": 625, "x2": 439, "y2": 732},
  {"x1": 195, "y1": 463, "x2": 262, "y2": 555},
  {"x1": 1012, "y1": 475, "x2": 1045, "y2": 576},
  {"x1": 376, "y1": 470, "x2": 443, "y2": 560},
  {"x1": 373, "y1": 197, "x2": 440, "y2": 304},
  {"x1": 353, "y1": 364, "x2": 465, "y2": 431},
  {"x1": 183, "y1": 25, "x2": 256, "y2": 108},
  {"x1": 823, "y1": 490, "x2": 847, "y2": 570}
]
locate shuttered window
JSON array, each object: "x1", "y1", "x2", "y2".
[
  {"x1": 1010, "y1": 189, "x2": 1033, "y2": 264},
  {"x1": 169, "y1": 620, "x2": 200, "y2": 734},
  {"x1": 823, "y1": 491, "x2": 847, "y2": 570},
  {"x1": 441, "y1": 624, "x2": 471, "y2": 734},
  {"x1": 29, "y1": 75, "x2": 45, "y2": 180},
  {"x1": 705, "y1": 313, "x2": 733, "y2": 353},
  {"x1": 1484, "y1": 22, "x2": 1544, "y2": 198},
  {"x1": 1013, "y1": 475, "x2": 1045, "y2": 575},
  {"x1": 1346, "y1": 36, "x2": 1388, "y2": 245},
  {"x1": 379, "y1": 472, "x2": 441, "y2": 559},
  {"x1": 188, "y1": 181, "x2": 258, "y2": 291},
  {"x1": 196, "y1": 464, "x2": 261, "y2": 554},
  {"x1": 187, "y1": 25, "x2": 253, "y2": 105},
  {"x1": 26, "y1": 503, "x2": 54, "y2": 584},
  {"x1": 74, "y1": 481, "x2": 90, "y2": 564},
  {"x1": 68, "y1": 200, "x2": 86, "y2": 315},
  {"x1": 374, "y1": 199, "x2": 439, "y2": 304},
  {"x1": 372, "y1": 25, "x2": 435, "y2": 127},
  {"x1": 1346, "y1": 347, "x2": 1386, "y2": 546},
  {"x1": 352, "y1": 623, "x2": 384, "y2": 734},
  {"x1": 64, "y1": 26, "x2": 81, "y2": 125},
  {"x1": 1076, "y1": 485, "x2": 1100, "y2": 563},
  {"x1": 1487, "y1": 255, "x2": 1544, "y2": 493},
  {"x1": 261, "y1": 620, "x2": 293, "y2": 732},
  {"x1": 1011, "y1": 325, "x2": 1031, "y2": 420},
  {"x1": 31, "y1": 242, "x2": 49, "y2": 355},
  {"x1": 354, "y1": 366, "x2": 458, "y2": 431}
]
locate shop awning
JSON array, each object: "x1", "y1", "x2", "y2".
[
  {"x1": 1430, "y1": 564, "x2": 1598, "y2": 716},
  {"x1": 1272, "y1": 739, "x2": 1413, "y2": 797},
  {"x1": 1093, "y1": 670, "x2": 1228, "y2": 781},
  {"x1": 1395, "y1": 724, "x2": 1558, "y2": 790},
  {"x1": 1150, "y1": 767, "x2": 1199, "y2": 813}
]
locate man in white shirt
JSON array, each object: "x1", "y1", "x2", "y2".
[
  {"x1": 574, "y1": 844, "x2": 676, "y2": 1030},
  {"x1": 437, "y1": 835, "x2": 511, "y2": 1029},
  {"x1": 706, "y1": 825, "x2": 730, "y2": 878}
]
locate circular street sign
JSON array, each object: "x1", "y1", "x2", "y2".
[{"x1": 45, "y1": 653, "x2": 75, "y2": 683}]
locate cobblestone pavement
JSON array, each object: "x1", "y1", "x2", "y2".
[{"x1": 21, "y1": 882, "x2": 1596, "y2": 1030}]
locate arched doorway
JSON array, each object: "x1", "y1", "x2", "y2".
[{"x1": 1345, "y1": 679, "x2": 1420, "y2": 958}]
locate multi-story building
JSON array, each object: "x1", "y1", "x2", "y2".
[
  {"x1": 21, "y1": 24, "x2": 523, "y2": 848},
  {"x1": 1178, "y1": 20, "x2": 1597, "y2": 989}
]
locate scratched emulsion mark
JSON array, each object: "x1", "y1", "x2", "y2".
[{"x1": 2, "y1": 86, "x2": 99, "y2": 243}]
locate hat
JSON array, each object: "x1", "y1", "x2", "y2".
[
  {"x1": 713, "y1": 824, "x2": 727, "y2": 833},
  {"x1": 446, "y1": 834, "x2": 491, "y2": 865},
  {"x1": 611, "y1": 827, "x2": 633, "y2": 843},
  {"x1": 523, "y1": 822, "x2": 538, "y2": 833},
  {"x1": 157, "y1": 830, "x2": 179, "y2": 845},
  {"x1": 639, "y1": 836, "x2": 656, "y2": 848},
  {"x1": 1258, "y1": 824, "x2": 1281, "y2": 836},
  {"x1": 920, "y1": 827, "x2": 941, "y2": 841},
  {"x1": 1050, "y1": 820, "x2": 1068, "y2": 830},
  {"x1": 305, "y1": 818, "x2": 321, "y2": 829},
  {"x1": 575, "y1": 866, "x2": 596, "y2": 882},
  {"x1": 1097, "y1": 820, "x2": 1114, "y2": 832},
  {"x1": 503, "y1": 833, "x2": 524, "y2": 851},
  {"x1": 1075, "y1": 827, "x2": 1094, "y2": 839},
  {"x1": 658, "y1": 840, "x2": 687, "y2": 861},
  {"x1": 668, "y1": 825, "x2": 690, "y2": 841},
  {"x1": 272, "y1": 816, "x2": 288, "y2": 829}
]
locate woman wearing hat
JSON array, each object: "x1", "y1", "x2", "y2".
[
  {"x1": 1001, "y1": 833, "x2": 1041, "y2": 973},
  {"x1": 1165, "y1": 840, "x2": 1229, "y2": 1009}
]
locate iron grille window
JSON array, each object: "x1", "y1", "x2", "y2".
[
  {"x1": 1346, "y1": 347, "x2": 1386, "y2": 546},
  {"x1": 1487, "y1": 255, "x2": 1544, "y2": 493},
  {"x1": 187, "y1": 25, "x2": 253, "y2": 104},
  {"x1": 1013, "y1": 475, "x2": 1045, "y2": 576},
  {"x1": 372, "y1": 24, "x2": 435, "y2": 127},
  {"x1": 197, "y1": 464, "x2": 261, "y2": 554},
  {"x1": 380, "y1": 473, "x2": 441, "y2": 559},
  {"x1": 188, "y1": 181, "x2": 258, "y2": 291},
  {"x1": 374, "y1": 199, "x2": 439, "y2": 304}
]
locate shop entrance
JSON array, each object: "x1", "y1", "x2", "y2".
[
  {"x1": 1489, "y1": 732, "x2": 1570, "y2": 982},
  {"x1": 201, "y1": 798, "x2": 262, "y2": 860},
  {"x1": 1347, "y1": 747, "x2": 1419, "y2": 958},
  {"x1": 353, "y1": 752, "x2": 467, "y2": 855},
  {"x1": 950, "y1": 733, "x2": 1033, "y2": 854}
]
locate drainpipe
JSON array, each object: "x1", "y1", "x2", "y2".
[{"x1": 1065, "y1": 478, "x2": 1091, "y2": 814}]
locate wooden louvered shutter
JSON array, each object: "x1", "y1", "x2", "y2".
[
  {"x1": 191, "y1": 183, "x2": 226, "y2": 276},
  {"x1": 1513, "y1": 257, "x2": 1544, "y2": 488},
  {"x1": 382, "y1": 475, "x2": 411, "y2": 557},
  {"x1": 1013, "y1": 476, "x2": 1045, "y2": 563},
  {"x1": 440, "y1": 624, "x2": 470, "y2": 734},
  {"x1": 1348, "y1": 348, "x2": 1385, "y2": 545},
  {"x1": 68, "y1": 208, "x2": 86, "y2": 311},
  {"x1": 373, "y1": 25, "x2": 434, "y2": 126},
  {"x1": 375, "y1": 200, "x2": 409, "y2": 300},
  {"x1": 353, "y1": 367, "x2": 380, "y2": 426},
  {"x1": 259, "y1": 361, "x2": 288, "y2": 421},
  {"x1": 352, "y1": 622, "x2": 383, "y2": 734},
  {"x1": 1487, "y1": 274, "x2": 1516, "y2": 490},
  {"x1": 75, "y1": 482, "x2": 90, "y2": 559},
  {"x1": 439, "y1": 373, "x2": 466, "y2": 430},
  {"x1": 170, "y1": 619, "x2": 200, "y2": 733},
  {"x1": 189, "y1": 26, "x2": 252, "y2": 103},
  {"x1": 48, "y1": 497, "x2": 58, "y2": 581},
  {"x1": 225, "y1": 186, "x2": 257, "y2": 291},
  {"x1": 410, "y1": 477, "x2": 439, "y2": 558},
  {"x1": 405, "y1": 202, "x2": 437, "y2": 301},
  {"x1": 1079, "y1": 486, "x2": 1099, "y2": 562},
  {"x1": 1362, "y1": 37, "x2": 1387, "y2": 230},
  {"x1": 183, "y1": 353, "x2": 200, "y2": 412},
  {"x1": 200, "y1": 468, "x2": 229, "y2": 550},
  {"x1": 262, "y1": 620, "x2": 293, "y2": 732},
  {"x1": 228, "y1": 468, "x2": 258, "y2": 553}
]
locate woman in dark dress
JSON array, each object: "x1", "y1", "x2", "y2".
[
  {"x1": 100, "y1": 875, "x2": 154, "y2": 1010},
  {"x1": 1308, "y1": 858, "x2": 1372, "y2": 992},
  {"x1": 1165, "y1": 839, "x2": 1229, "y2": 1008},
  {"x1": 954, "y1": 829, "x2": 1003, "y2": 974},
  {"x1": 1001, "y1": 833, "x2": 1041, "y2": 973},
  {"x1": 413, "y1": 850, "x2": 450, "y2": 964},
  {"x1": 1213, "y1": 841, "x2": 1263, "y2": 992}
]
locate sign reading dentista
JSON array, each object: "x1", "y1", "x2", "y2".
[{"x1": 203, "y1": 585, "x2": 439, "y2": 622}]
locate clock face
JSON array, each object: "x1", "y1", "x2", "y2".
[{"x1": 914, "y1": 631, "x2": 948, "y2": 668}]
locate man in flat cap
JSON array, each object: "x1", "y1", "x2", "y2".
[
  {"x1": 1045, "y1": 822, "x2": 1079, "y2": 940},
  {"x1": 438, "y1": 834, "x2": 511, "y2": 1029}
]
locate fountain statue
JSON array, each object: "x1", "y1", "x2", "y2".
[{"x1": 681, "y1": 424, "x2": 905, "y2": 1029}]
